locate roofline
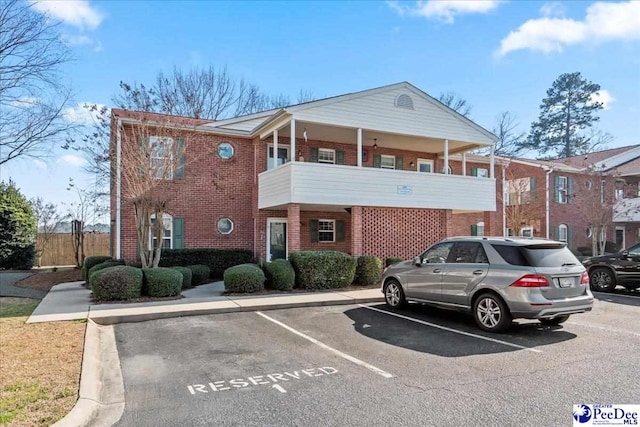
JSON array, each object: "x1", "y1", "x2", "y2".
[
  {"x1": 202, "y1": 108, "x2": 280, "y2": 129},
  {"x1": 115, "y1": 116, "x2": 252, "y2": 137},
  {"x1": 505, "y1": 157, "x2": 585, "y2": 172}
]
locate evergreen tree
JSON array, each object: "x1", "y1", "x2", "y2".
[
  {"x1": 520, "y1": 72, "x2": 603, "y2": 159},
  {"x1": 0, "y1": 180, "x2": 37, "y2": 269}
]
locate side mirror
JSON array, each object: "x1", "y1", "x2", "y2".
[
  {"x1": 413, "y1": 256, "x2": 422, "y2": 266},
  {"x1": 622, "y1": 250, "x2": 629, "y2": 258}
]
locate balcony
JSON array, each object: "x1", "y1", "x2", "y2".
[
  {"x1": 258, "y1": 162, "x2": 496, "y2": 211},
  {"x1": 614, "y1": 198, "x2": 640, "y2": 222}
]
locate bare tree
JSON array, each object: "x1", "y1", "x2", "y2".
[
  {"x1": 0, "y1": 0, "x2": 74, "y2": 165},
  {"x1": 30, "y1": 197, "x2": 67, "y2": 266},
  {"x1": 492, "y1": 112, "x2": 526, "y2": 156},
  {"x1": 66, "y1": 179, "x2": 107, "y2": 267},
  {"x1": 297, "y1": 89, "x2": 316, "y2": 104},
  {"x1": 501, "y1": 168, "x2": 544, "y2": 236},
  {"x1": 438, "y1": 91, "x2": 472, "y2": 117}
]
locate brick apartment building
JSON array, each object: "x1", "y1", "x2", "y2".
[
  {"x1": 500, "y1": 145, "x2": 640, "y2": 251},
  {"x1": 110, "y1": 82, "x2": 504, "y2": 263}
]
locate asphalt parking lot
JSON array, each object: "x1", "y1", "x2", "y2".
[{"x1": 114, "y1": 291, "x2": 640, "y2": 427}]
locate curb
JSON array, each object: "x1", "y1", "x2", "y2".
[
  {"x1": 90, "y1": 296, "x2": 385, "y2": 325},
  {"x1": 52, "y1": 320, "x2": 125, "y2": 427}
]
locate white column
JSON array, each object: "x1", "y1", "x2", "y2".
[
  {"x1": 273, "y1": 129, "x2": 278, "y2": 169},
  {"x1": 357, "y1": 128, "x2": 363, "y2": 167},
  {"x1": 290, "y1": 119, "x2": 296, "y2": 163},
  {"x1": 462, "y1": 152, "x2": 467, "y2": 176},
  {"x1": 444, "y1": 139, "x2": 449, "y2": 174},
  {"x1": 490, "y1": 145, "x2": 495, "y2": 178}
]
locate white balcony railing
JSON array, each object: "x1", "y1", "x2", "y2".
[
  {"x1": 258, "y1": 162, "x2": 496, "y2": 211},
  {"x1": 614, "y1": 198, "x2": 640, "y2": 222}
]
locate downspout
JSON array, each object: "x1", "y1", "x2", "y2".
[
  {"x1": 542, "y1": 165, "x2": 553, "y2": 239},
  {"x1": 116, "y1": 118, "x2": 122, "y2": 259}
]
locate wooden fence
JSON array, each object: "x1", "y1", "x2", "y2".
[{"x1": 36, "y1": 233, "x2": 110, "y2": 266}]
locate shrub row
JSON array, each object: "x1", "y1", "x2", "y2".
[
  {"x1": 171, "y1": 266, "x2": 193, "y2": 289},
  {"x1": 142, "y1": 268, "x2": 183, "y2": 297},
  {"x1": 263, "y1": 259, "x2": 295, "y2": 291},
  {"x1": 188, "y1": 264, "x2": 210, "y2": 286},
  {"x1": 224, "y1": 264, "x2": 265, "y2": 293},
  {"x1": 90, "y1": 266, "x2": 143, "y2": 301},
  {"x1": 355, "y1": 255, "x2": 383, "y2": 286},
  {"x1": 158, "y1": 249, "x2": 253, "y2": 278},
  {"x1": 289, "y1": 251, "x2": 357, "y2": 290},
  {"x1": 82, "y1": 255, "x2": 113, "y2": 280},
  {"x1": 87, "y1": 259, "x2": 125, "y2": 280}
]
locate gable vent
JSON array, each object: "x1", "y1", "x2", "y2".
[{"x1": 395, "y1": 94, "x2": 414, "y2": 110}]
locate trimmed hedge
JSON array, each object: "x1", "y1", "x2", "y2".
[
  {"x1": 289, "y1": 251, "x2": 357, "y2": 290},
  {"x1": 224, "y1": 264, "x2": 265, "y2": 293},
  {"x1": 90, "y1": 266, "x2": 143, "y2": 301},
  {"x1": 188, "y1": 264, "x2": 211, "y2": 286},
  {"x1": 385, "y1": 257, "x2": 403, "y2": 267},
  {"x1": 170, "y1": 266, "x2": 193, "y2": 289},
  {"x1": 88, "y1": 260, "x2": 125, "y2": 280},
  {"x1": 159, "y1": 249, "x2": 253, "y2": 278},
  {"x1": 264, "y1": 259, "x2": 295, "y2": 291},
  {"x1": 142, "y1": 268, "x2": 183, "y2": 297},
  {"x1": 1, "y1": 244, "x2": 36, "y2": 270},
  {"x1": 356, "y1": 256, "x2": 383, "y2": 286},
  {"x1": 82, "y1": 256, "x2": 113, "y2": 280}
]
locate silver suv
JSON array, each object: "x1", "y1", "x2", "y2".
[{"x1": 381, "y1": 237, "x2": 594, "y2": 332}]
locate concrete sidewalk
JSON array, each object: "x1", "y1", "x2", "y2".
[{"x1": 27, "y1": 281, "x2": 384, "y2": 325}]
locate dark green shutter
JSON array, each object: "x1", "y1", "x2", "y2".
[
  {"x1": 568, "y1": 177, "x2": 574, "y2": 204},
  {"x1": 373, "y1": 155, "x2": 381, "y2": 168},
  {"x1": 310, "y1": 220, "x2": 319, "y2": 243},
  {"x1": 175, "y1": 138, "x2": 185, "y2": 179},
  {"x1": 471, "y1": 167, "x2": 478, "y2": 177},
  {"x1": 173, "y1": 217, "x2": 184, "y2": 249},
  {"x1": 567, "y1": 225, "x2": 574, "y2": 250},
  {"x1": 310, "y1": 148, "x2": 319, "y2": 163},
  {"x1": 553, "y1": 176, "x2": 560, "y2": 203},
  {"x1": 554, "y1": 226, "x2": 560, "y2": 241},
  {"x1": 471, "y1": 224, "x2": 477, "y2": 236},
  {"x1": 395, "y1": 156, "x2": 403, "y2": 170},
  {"x1": 336, "y1": 220, "x2": 345, "y2": 242},
  {"x1": 336, "y1": 150, "x2": 345, "y2": 165}
]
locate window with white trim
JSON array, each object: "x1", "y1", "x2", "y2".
[
  {"x1": 380, "y1": 155, "x2": 395, "y2": 170},
  {"x1": 318, "y1": 220, "x2": 335, "y2": 242},
  {"x1": 417, "y1": 159, "x2": 433, "y2": 173},
  {"x1": 149, "y1": 136, "x2": 175, "y2": 179},
  {"x1": 267, "y1": 144, "x2": 289, "y2": 170},
  {"x1": 558, "y1": 224, "x2": 568, "y2": 242},
  {"x1": 149, "y1": 213, "x2": 173, "y2": 249},
  {"x1": 521, "y1": 227, "x2": 533, "y2": 238},
  {"x1": 558, "y1": 176, "x2": 568, "y2": 204},
  {"x1": 476, "y1": 221, "x2": 485, "y2": 237},
  {"x1": 615, "y1": 180, "x2": 625, "y2": 200},
  {"x1": 318, "y1": 148, "x2": 335, "y2": 164}
]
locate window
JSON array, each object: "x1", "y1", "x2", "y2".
[
  {"x1": 318, "y1": 148, "x2": 335, "y2": 164},
  {"x1": 475, "y1": 222, "x2": 485, "y2": 237},
  {"x1": 217, "y1": 142, "x2": 234, "y2": 160},
  {"x1": 267, "y1": 145, "x2": 289, "y2": 170},
  {"x1": 601, "y1": 180, "x2": 606, "y2": 204},
  {"x1": 521, "y1": 227, "x2": 533, "y2": 238},
  {"x1": 395, "y1": 94, "x2": 414, "y2": 109},
  {"x1": 585, "y1": 179, "x2": 593, "y2": 190},
  {"x1": 471, "y1": 167, "x2": 488, "y2": 178},
  {"x1": 421, "y1": 242, "x2": 453, "y2": 264},
  {"x1": 558, "y1": 224, "x2": 568, "y2": 242},
  {"x1": 417, "y1": 159, "x2": 433, "y2": 173},
  {"x1": 217, "y1": 218, "x2": 234, "y2": 235},
  {"x1": 586, "y1": 228, "x2": 592, "y2": 238},
  {"x1": 380, "y1": 155, "x2": 396, "y2": 170},
  {"x1": 318, "y1": 220, "x2": 335, "y2": 242},
  {"x1": 150, "y1": 213, "x2": 172, "y2": 249},
  {"x1": 506, "y1": 177, "x2": 534, "y2": 205},
  {"x1": 149, "y1": 136, "x2": 174, "y2": 179},
  {"x1": 450, "y1": 242, "x2": 487, "y2": 264},
  {"x1": 557, "y1": 176, "x2": 568, "y2": 204},
  {"x1": 615, "y1": 180, "x2": 625, "y2": 200},
  {"x1": 492, "y1": 245, "x2": 530, "y2": 266}
]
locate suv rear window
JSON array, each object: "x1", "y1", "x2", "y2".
[
  {"x1": 521, "y1": 245, "x2": 579, "y2": 267},
  {"x1": 492, "y1": 244, "x2": 530, "y2": 266}
]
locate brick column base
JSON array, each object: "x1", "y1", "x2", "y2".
[
  {"x1": 351, "y1": 206, "x2": 363, "y2": 256},
  {"x1": 287, "y1": 204, "x2": 301, "y2": 253},
  {"x1": 484, "y1": 211, "x2": 497, "y2": 236}
]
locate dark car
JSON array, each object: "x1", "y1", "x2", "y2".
[{"x1": 582, "y1": 242, "x2": 640, "y2": 292}]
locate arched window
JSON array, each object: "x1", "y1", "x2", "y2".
[
  {"x1": 150, "y1": 213, "x2": 173, "y2": 249},
  {"x1": 558, "y1": 224, "x2": 568, "y2": 242}
]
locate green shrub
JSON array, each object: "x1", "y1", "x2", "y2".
[
  {"x1": 82, "y1": 256, "x2": 112, "y2": 280},
  {"x1": 356, "y1": 255, "x2": 383, "y2": 286},
  {"x1": 88, "y1": 260, "x2": 125, "y2": 280},
  {"x1": 385, "y1": 257, "x2": 403, "y2": 267},
  {"x1": 90, "y1": 266, "x2": 143, "y2": 301},
  {"x1": 289, "y1": 251, "x2": 357, "y2": 290},
  {"x1": 264, "y1": 259, "x2": 295, "y2": 291},
  {"x1": 159, "y1": 249, "x2": 253, "y2": 278},
  {"x1": 142, "y1": 268, "x2": 183, "y2": 297},
  {"x1": 1, "y1": 244, "x2": 36, "y2": 270},
  {"x1": 188, "y1": 264, "x2": 211, "y2": 286},
  {"x1": 170, "y1": 266, "x2": 193, "y2": 289},
  {"x1": 224, "y1": 264, "x2": 265, "y2": 293}
]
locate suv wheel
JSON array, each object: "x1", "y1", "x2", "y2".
[
  {"x1": 384, "y1": 279, "x2": 407, "y2": 309},
  {"x1": 589, "y1": 268, "x2": 616, "y2": 292},
  {"x1": 473, "y1": 293, "x2": 512, "y2": 333},
  {"x1": 539, "y1": 315, "x2": 570, "y2": 326}
]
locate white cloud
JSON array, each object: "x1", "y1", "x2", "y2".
[
  {"x1": 388, "y1": 0, "x2": 502, "y2": 24},
  {"x1": 590, "y1": 89, "x2": 616, "y2": 110},
  {"x1": 33, "y1": 160, "x2": 47, "y2": 170},
  {"x1": 498, "y1": 1, "x2": 640, "y2": 56},
  {"x1": 63, "y1": 102, "x2": 108, "y2": 126},
  {"x1": 58, "y1": 154, "x2": 86, "y2": 167},
  {"x1": 62, "y1": 34, "x2": 93, "y2": 46},
  {"x1": 31, "y1": 0, "x2": 104, "y2": 30},
  {"x1": 539, "y1": 2, "x2": 565, "y2": 18}
]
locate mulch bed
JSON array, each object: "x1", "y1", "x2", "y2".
[{"x1": 15, "y1": 269, "x2": 82, "y2": 292}]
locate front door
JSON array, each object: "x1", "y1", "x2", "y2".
[{"x1": 267, "y1": 219, "x2": 287, "y2": 261}]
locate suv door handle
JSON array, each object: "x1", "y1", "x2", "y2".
[
  {"x1": 473, "y1": 270, "x2": 484, "y2": 275},
  {"x1": 433, "y1": 268, "x2": 442, "y2": 273}
]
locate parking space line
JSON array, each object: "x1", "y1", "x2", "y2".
[
  {"x1": 567, "y1": 321, "x2": 640, "y2": 338},
  {"x1": 359, "y1": 305, "x2": 543, "y2": 353},
  {"x1": 593, "y1": 291, "x2": 640, "y2": 300},
  {"x1": 256, "y1": 311, "x2": 394, "y2": 379}
]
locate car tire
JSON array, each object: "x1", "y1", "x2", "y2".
[
  {"x1": 472, "y1": 293, "x2": 512, "y2": 333},
  {"x1": 539, "y1": 315, "x2": 570, "y2": 326},
  {"x1": 384, "y1": 279, "x2": 407, "y2": 309},
  {"x1": 589, "y1": 268, "x2": 616, "y2": 292}
]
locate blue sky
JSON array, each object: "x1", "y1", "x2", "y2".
[{"x1": 2, "y1": 0, "x2": 639, "y2": 214}]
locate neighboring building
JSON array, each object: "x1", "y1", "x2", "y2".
[
  {"x1": 501, "y1": 145, "x2": 640, "y2": 252},
  {"x1": 110, "y1": 82, "x2": 502, "y2": 263}
]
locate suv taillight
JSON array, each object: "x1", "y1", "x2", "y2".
[
  {"x1": 510, "y1": 274, "x2": 550, "y2": 287},
  {"x1": 580, "y1": 271, "x2": 589, "y2": 285}
]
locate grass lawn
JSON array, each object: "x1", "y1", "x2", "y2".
[{"x1": 0, "y1": 297, "x2": 85, "y2": 426}]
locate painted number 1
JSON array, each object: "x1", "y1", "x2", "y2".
[{"x1": 272, "y1": 384, "x2": 287, "y2": 393}]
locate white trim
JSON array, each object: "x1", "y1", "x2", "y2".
[
  {"x1": 444, "y1": 139, "x2": 449, "y2": 174},
  {"x1": 558, "y1": 175, "x2": 568, "y2": 204},
  {"x1": 558, "y1": 223, "x2": 568, "y2": 242},
  {"x1": 273, "y1": 129, "x2": 278, "y2": 169},
  {"x1": 267, "y1": 143, "x2": 290, "y2": 170},
  {"x1": 357, "y1": 128, "x2": 363, "y2": 167},
  {"x1": 318, "y1": 148, "x2": 336, "y2": 164},
  {"x1": 318, "y1": 219, "x2": 336, "y2": 242},
  {"x1": 380, "y1": 155, "x2": 396, "y2": 170},
  {"x1": 416, "y1": 158, "x2": 434, "y2": 173},
  {"x1": 217, "y1": 217, "x2": 234, "y2": 235},
  {"x1": 149, "y1": 213, "x2": 173, "y2": 249},
  {"x1": 520, "y1": 226, "x2": 533, "y2": 238},
  {"x1": 116, "y1": 119, "x2": 122, "y2": 259},
  {"x1": 266, "y1": 218, "x2": 288, "y2": 262},
  {"x1": 290, "y1": 119, "x2": 296, "y2": 163}
]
